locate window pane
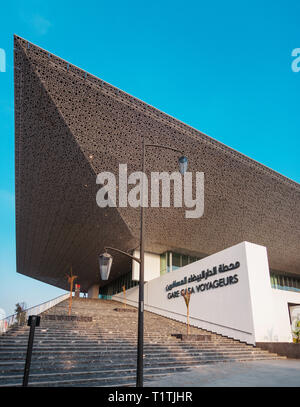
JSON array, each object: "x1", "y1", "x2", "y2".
[
  {"x1": 282, "y1": 276, "x2": 287, "y2": 289},
  {"x1": 167, "y1": 252, "x2": 171, "y2": 273},
  {"x1": 160, "y1": 253, "x2": 167, "y2": 275},
  {"x1": 182, "y1": 255, "x2": 189, "y2": 267},
  {"x1": 172, "y1": 253, "x2": 181, "y2": 270}
]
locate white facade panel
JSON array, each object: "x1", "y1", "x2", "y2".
[
  {"x1": 115, "y1": 241, "x2": 300, "y2": 345},
  {"x1": 244, "y1": 242, "x2": 277, "y2": 342},
  {"x1": 132, "y1": 250, "x2": 160, "y2": 282}
]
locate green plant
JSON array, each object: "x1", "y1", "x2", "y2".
[{"x1": 292, "y1": 318, "x2": 300, "y2": 343}]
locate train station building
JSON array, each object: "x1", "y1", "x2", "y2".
[{"x1": 14, "y1": 35, "x2": 300, "y2": 346}]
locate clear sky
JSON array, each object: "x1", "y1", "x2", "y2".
[{"x1": 0, "y1": 0, "x2": 299, "y2": 317}]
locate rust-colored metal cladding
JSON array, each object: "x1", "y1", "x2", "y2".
[{"x1": 14, "y1": 35, "x2": 300, "y2": 293}]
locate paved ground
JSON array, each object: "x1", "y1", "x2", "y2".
[{"x1": 145, "y1": 359, "x2": 300, "y2": 387}]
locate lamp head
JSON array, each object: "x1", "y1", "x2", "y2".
[{"x1": 98, "y1": 251, "x2": 113, "y2": 280}]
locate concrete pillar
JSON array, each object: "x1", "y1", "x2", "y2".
[{"x1": 88, "y1": 284, "x2": 99, "y2": 299}]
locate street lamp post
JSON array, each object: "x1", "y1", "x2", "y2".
[{"x1": 99, "y1": 138, "x2": 188, "y2": 387}]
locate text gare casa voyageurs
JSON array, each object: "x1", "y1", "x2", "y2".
[{"x1": 166, "y1": 261, "x2": 240, "y2": 299}]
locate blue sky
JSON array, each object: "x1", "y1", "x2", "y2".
[{"x1": 0, "y1": 0, "x2": 299, "y2": 316}]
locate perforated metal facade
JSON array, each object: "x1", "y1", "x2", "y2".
[{"x1": 14, "y1": 35, "x2": 300, "y2": 293}]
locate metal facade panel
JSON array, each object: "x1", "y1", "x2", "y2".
[{"x1": 14, "y1": 35, "x2": 300, "y2": 292}]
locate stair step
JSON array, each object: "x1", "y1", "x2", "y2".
[
  {"x1": 0, "y1": 297, "x2": 285, "y2": 387},
  {"x1": 0, "y1": 354, "x2": 284, "y2": 375}
]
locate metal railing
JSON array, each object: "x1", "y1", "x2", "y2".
[{"x1": 0, "y1": 293, "x2": 69, "y2": 334}]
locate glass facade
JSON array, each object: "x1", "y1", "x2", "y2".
[
  {"x1": 270, "y1": 271, "x2": 300, "y2": 293},
  {"x1": 99, "y1": 255, "x2": 300, "y2": 298},
  {"x1": 102, "y1": 250, "x2": 203, "y2": 297},
  {"x1": 160, "y1": 251, "x2": 202, "y2": 275},
  {"x1": 100, "y1": 271, "x2": 139, "y2": 297},
  {"x1": 160, "y1": 252, "x2": 167, "y2": 276},
  {"x1": 172, "y1": 253, "x2": 181, "y2": 271}
]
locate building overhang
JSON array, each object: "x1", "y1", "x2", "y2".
[{"x1": 14, "y1": 35, "x2": 300, "y2": 292}]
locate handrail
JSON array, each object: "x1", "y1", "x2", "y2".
[
  {"x1": 0, "y1": 293, "x2": 69, "y2": 334},
  {"x1": 113, "y1": 294, "x2": 253, "y2": 336}
]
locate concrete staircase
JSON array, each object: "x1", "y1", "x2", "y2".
[{"x1": 0, "y1": 298, "x2": 285, "y2": 387}]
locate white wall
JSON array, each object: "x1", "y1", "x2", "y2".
[
  {"x1": 244, "y1": 242, "x2": 277, "y2": 342},
  {"x1": 117, "y1": 242, "x2": 255, "y2": 343},
  {"x1": 132, "y1": 250, "x2": 160, "y2": 282},
  {"x1": 114, "y1": 241, "x2": 300, "y2": 344}
]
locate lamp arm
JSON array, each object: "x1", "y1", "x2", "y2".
[
  {"x1": 104, "y1": 246, "x2": 141, "y2": 264},
  {"x1": 145, "y1": 143, "x2": 184, "y2": 155}
]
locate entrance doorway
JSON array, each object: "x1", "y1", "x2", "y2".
[{"x1": 288, "y1": 303, "x2": 300, "y2": 342}]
